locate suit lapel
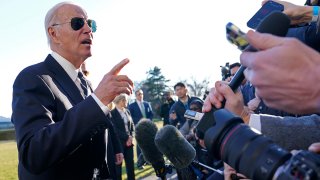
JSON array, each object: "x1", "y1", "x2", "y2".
[
  {"x1": 114, "y1": 109, "x2": 122, "y2": 121},
  {"x1": 44, "y1": 55, "x2": 84, "y2": 105}
]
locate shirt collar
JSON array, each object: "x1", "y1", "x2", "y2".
[
  {"x1": 136, "y1": 100, "x2": 143, "y2": 103},
  {"x1": 51, "y1": 51, "x2": 79, "y2": 83}
]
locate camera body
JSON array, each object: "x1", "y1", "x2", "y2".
[
  {"x1": 274, "y1": 150, "x2": 320, "y2": 179},
  {"x1": 188, "y1": 109, "x2": 320, "y2": 180}
]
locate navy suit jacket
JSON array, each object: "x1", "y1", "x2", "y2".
[
  {"x1": 12, "y1": 55, "x2": 121, "y2": 180},
  {"x1": 128, "y1": 101, "x2": 153, "y2": 125}
]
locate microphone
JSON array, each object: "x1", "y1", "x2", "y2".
[
  {"x1": 135, "y1": 119, "x2": 170, "y2": 179},
  {"x1": 154, "y1": 125, "x2": 196, "y2": 169},
  {"x1": 155, "y1": 125, "x2": 225, "y2": 175},
  {"x1": 228, "y1": 11, "x2": 290, "y2": 91},
  {"x1": 196, "y1": 12, "x2": 291, "y2": 136}
]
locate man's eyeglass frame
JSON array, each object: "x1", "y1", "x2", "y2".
[{"x1": 51, "y1": 17, "x2": 97, "y2": 33}]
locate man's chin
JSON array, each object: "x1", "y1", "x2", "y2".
[{"x1": 83, "y1": 52, "x2": 92, "y2": 59}]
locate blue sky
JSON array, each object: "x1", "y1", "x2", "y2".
[{"x1": 0, "y1": 0, "x2": 304, "y2": 117}]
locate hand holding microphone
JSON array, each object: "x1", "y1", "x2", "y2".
[{"x1": 200, "y1": 12, "x2": 291, "y2": 134}]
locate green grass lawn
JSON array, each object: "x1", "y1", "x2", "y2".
[
  {"x1": 0, "y1": 120, "x2": 163, "y2": 180},
  {"x1": 0, "y1": 141, "x2": 18, "y2": 180}
]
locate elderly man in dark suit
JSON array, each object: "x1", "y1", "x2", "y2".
[{"x1": 11, "y1": 2, "x2": 133, "y2": 180}]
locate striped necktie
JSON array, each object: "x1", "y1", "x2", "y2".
[{"x1": 78, "y1": 72, "x2": 88, "y2": 97}]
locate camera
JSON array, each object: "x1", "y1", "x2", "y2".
[
  {"x1": 190, "y1": 109, "x2": 320, "y2": 180},
  {"x1": 220, "y1": 62, "x2": 231, "y2": 81}
]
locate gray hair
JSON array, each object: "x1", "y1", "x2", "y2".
[
  {"x1": 44, "y1": 2, "x2": 77, "y2": 45},
  {"x1": 113, "y1": 94, "x2": 128, "y2": 104}
]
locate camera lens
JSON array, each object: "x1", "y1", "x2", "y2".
[{"x1": 204, "y1": 109, "x2": 291, "y2": 180}]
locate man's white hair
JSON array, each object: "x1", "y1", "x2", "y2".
[{"x1": 44, "y1": 1, "x2": 77, "y2": 45}]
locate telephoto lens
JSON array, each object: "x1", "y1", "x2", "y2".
[{"x1": 204, "y1": 109, "x2": 291, "y2": 180}]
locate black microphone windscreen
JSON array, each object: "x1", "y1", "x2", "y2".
[
  {"x1": 155, "y1": 125, "x2": 196, "y2": 169},
  {"x1": 255, "y1": 11, "x2": 290, "y2": 36},
  {"x1": 135, "y1": 119, "x2": 165, "y2": 166}
]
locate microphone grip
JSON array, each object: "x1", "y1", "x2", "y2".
[
  {"x1": 221, "y1": 45, "x2": 256, "y2": 108},
  {"x1": 228, "y1": 65, "x2": 246, "y2": 92},
  {"x1": 220, "y1": 66, "x2": 245, "y2": 108}
]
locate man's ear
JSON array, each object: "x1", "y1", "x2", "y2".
[{"x1": 48, "y1": 27, "x2": 60, "y2": 43}]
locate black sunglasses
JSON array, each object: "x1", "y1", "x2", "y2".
[{"x1": 52, "y1": 17, "x2": 97, "y2": 32}]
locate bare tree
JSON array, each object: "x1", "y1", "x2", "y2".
[{"x1": 185, "y1": 76, "x2": 210, "y2": 98}]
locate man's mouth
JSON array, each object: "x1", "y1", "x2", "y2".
[{"x1": 81, "y1": 39, "x2": 92, "y2": 45}]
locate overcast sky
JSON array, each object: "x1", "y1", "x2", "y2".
[{"x1": 0, "y1": 0, "x2": 304, "y2": 117}]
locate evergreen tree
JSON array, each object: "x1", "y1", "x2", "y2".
[{"x1": 142, "y1": 66, "x2": 170, "y2": 117}]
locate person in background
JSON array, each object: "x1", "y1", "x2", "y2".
[
  {"x1": 160, "y1": 90, "x2": 175, "y2": 126},
  {"x1": 179, "y1": 99, "x2": 203, "y2": 146},
  {"x1": 180, "y1": 99, "x2": 218, "y2": 179},
  {"x1": 111, "y1": 94, "x2": 135, "y2": 180},
  {"x1": 11, "y1": 2, "x2": 133, "y2": 179},
  {"x1": 169, "y1": 82, "x2": 202, "y2": 129},
  {"x1": 129, "y1": 89, "x2": 153, "y2": 124},
  {"x1": 128, "y1": 89, "x2": 153, "y2": 169},
  {"x1": 225, "y1": 62, "x2": 247, "y2": 86}
]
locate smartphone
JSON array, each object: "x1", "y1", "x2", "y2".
[
  {"x1": 247, "y1": 1, "x2": 284, "y2": 29},
  {"x1": 226, "y1": 22, "x2": 249, "y2": 51}
]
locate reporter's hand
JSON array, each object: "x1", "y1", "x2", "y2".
[
  {"x1": 262, "y1": 0, "x2": 313, "y2": 25},
  {"x1": 94, "y1": 58, "x2": 133, "y2": 105},
  {"x1": 203, "y1": 81, "x2": 244, "y2": 114},
  {"x1": 241, "y1": 31, "x2": 320, "y2": 114}
]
